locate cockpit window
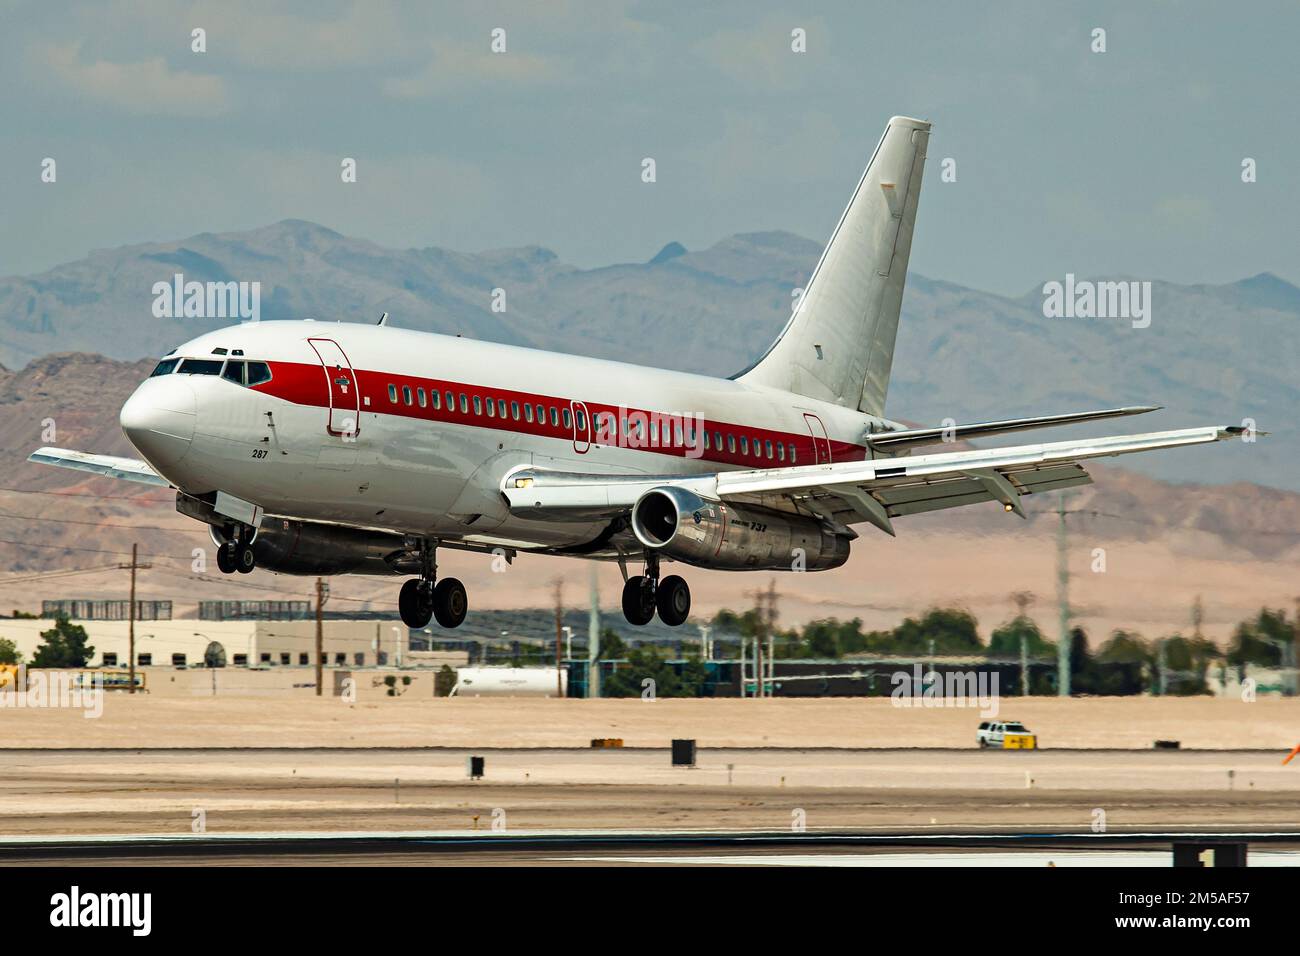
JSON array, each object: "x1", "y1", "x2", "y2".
[
  {"x1": 222, "y1": 360, "x2": 246, "y2": 385},
  {"x1": 149, "y1": 358, "x2": 180, "y2": 377},
  {"x1": 245, "y1": 361, "x2": 272, "y2": 386},
  {"x1": 178, "y1": 358, "x2": 224, "y2": 375}
]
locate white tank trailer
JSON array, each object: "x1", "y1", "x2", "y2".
[{"x1": 451, "y1": 666, "x2": 568, "y2": 698}]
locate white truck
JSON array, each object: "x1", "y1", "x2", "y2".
[{"x1": 976, "y1": 720, "x2": 1035, "y2": 748}]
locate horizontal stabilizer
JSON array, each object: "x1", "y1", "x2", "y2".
[
  {"x1": 27, "y1": 447, "x2": 170, "y2": 487},
  {"x1": 866, "y1": 405, "x2": 1162, "y2": 452}
]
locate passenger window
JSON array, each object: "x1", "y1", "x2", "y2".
[
  {"x1": 473, "y1": 396, "x2": 483, "y2": 415},
  {"x1": 714, "y1": 431, "x2": 722, "y2": 449},
  {"x1": 550, "y1": 407, "x2": 559, "y2": 426},
  {"x1": 389, "y1": 384, "x2": 398, "y2": 403},
  {"x1": 536, "y1": 404, "x2": 545, "y2": 423},
  {"x1": 789, "y1": 443, "x2": 797, "y2": 463},
  {"x1": 431, "y1": 390, "x2": 441, "y2": 410},
  {"x1": 576, "y1": 408, "x2": 586, "y2": 430},
  {"x1": 703, "y1": 431, "x2": 711, "y2": 450},
  {"x1": 511, "y1": 401, "x2": 520, "y2": 420},
  {"x1": 245, "y1": 362, "x2": 272, "y2": 386},
  {"x1": 752, "y1": 436, "x2": 761, "y2": 455},
  {"x1": 459, "y1": 394, "x2": 468, "y2": 413},
  {"x1": 765, "y1": 440, "x2": 774, "y2": 459},
  {"x1": 524, "y1": 404, "x2": 533, "y2": 423},
  {"x1": 178, "y1": 358, "x2": 224, "y2": 375},
  {"x1": 222, "y1": 361, "x2": 245, "y2": 385},
  {"x1": 403, "y1": 386, "x2": 412, "y2": 405},
  {"x1": 740, "y1": 437, "x2": 748, "y2": 455},
  {"x1": 562, "y1": 407, "x2": 572, "y2": 429},
  {"x1": 777, "y1": 442, "x2": 785, "y2": 461},
  {"x1": 486, "y1": 397, "x2": 495, "y2": 417},
  {"x1": 149, "y1": 358, "x2": 179, "y2": 377},
  {"x1": 446, "y1": 390, "x2": 454, "y2": 410},
  {"x1": 727, "y1": 434, "x2": 736, "y2": 453},
  {"x1": 417, "y1": 387, "x2": 427, "y2": 408}
]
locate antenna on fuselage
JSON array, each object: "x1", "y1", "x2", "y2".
[{"x1": 377, "y1": 312, "x2": 389, "y2": 326}]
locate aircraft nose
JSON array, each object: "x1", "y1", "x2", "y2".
[{"x1": 120, "y1": 376, "x2": 197, "y2": 469}]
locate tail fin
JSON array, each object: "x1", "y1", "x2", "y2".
[{"x1": 738, "y1": 115, "x2": 930, "y2": 416}]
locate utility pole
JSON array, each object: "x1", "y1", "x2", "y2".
[
  {"x1": 752, "y1": 587, "x2": 767, "y2": 698},
  {"x1": 587, "y1": 564, "x2": 600, "y2": 699},
  {"x1": 766, "y1": 579, "x2": 778, "y2": 697},
  {"x1": 1013, "y1": 591, "x2": 1034, "y2": 697},
  {"x1": 314, "y1": 577, "x2": 329, "y2": 696},
  {"x1": 1056, "y1": 494, "x2": 1071, "y2": 697},
  {"x1": 121, "y1": 544, "x2": 151, "y2": 695},
  {"x1": 553, "y1": 577, "x2": 564, "y2": 698}
]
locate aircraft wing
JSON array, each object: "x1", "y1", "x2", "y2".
[
  {"x1": 26, "y1": 447, "x2": 171, "y2": 488},
  {"x1": 502, "y1": 425, "x2": 1248, "y2": 535},
  {"x1": 864, "y1": 404, "x2": 1160, "y2": 452}
]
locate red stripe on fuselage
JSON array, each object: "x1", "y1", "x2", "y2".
[{"x1": 252, "y1": 359, "x2": 867, "y2": 467}]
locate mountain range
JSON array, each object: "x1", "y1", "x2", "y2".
[{"x1": 0, "y1": 220, "x2": 1293, "y2": 490}]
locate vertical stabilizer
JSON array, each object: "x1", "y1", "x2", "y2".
[{"x1": 738, "y1": 116, "x2": 930, "y2": 416}]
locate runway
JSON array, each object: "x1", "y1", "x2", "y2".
[
  {"x1": 1, "y1": 746, "x2": 1297, "y2": 848},
  {"x1": 2, "y1": 827, "x2": 1298, "y2": 866}
]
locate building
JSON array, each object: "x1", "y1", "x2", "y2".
[{"x1": 0, "y1": 617, "x2": 462, "y2": 670}]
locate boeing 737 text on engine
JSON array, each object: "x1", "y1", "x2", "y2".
[{"x1": 30, "y1": 116, "x2": 1251, "y2": 630}]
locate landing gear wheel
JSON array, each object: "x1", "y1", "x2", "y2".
[
  {"x1": 235, "y1": 543, "x2": 256, "y2": 574},
  {"x1": 621, "y1": 575, "x2": 655, "y2": 626},
  {"x1": 432, "y1": 578, "x2": 468, "y2": 629},
  {"x1": 655, "y1": 575, "x2": 691, "y2": 626},
  {"x1": 398, "y1": 578, "x2": 433, "y2": 629},
  {"x1": 216, "y1": 543, "x2": 236, "y2": 574}
]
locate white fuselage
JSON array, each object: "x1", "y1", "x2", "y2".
[{"x1": 121, "y1": 321, "x2": 892, "y2": 553}]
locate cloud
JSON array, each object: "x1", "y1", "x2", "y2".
[
  {"x1": 39, "y1": 41, "x2": 229, "y2": 115},
  {"x1": 383, "y1": 38, "x2": 565, "y2": 98}
]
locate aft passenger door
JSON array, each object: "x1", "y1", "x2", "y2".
[
  {"x1": 308, "y1": 338, "x2": 360, "y2": 440},
  {"x1": 803, "y1": 413, "x2": 832, "y2": 464}
]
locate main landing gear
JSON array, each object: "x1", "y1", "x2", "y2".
[
  {"x1": 621, "y1": 553, "x2": 691, "y2": 627},
  {"x1": 398, "y1": 540, "x2": 468, "y2": 630},
  {"x1": 215, "y1": 523, "x2": 256, "y2": 575}
]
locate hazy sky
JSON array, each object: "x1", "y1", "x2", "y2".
[{"x1": 2, "y1": 0, "x2": 1295, "y2": 295}]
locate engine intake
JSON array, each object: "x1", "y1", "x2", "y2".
[{"x1": 630, "y1": 486, "x2": 849, "y2": 571}]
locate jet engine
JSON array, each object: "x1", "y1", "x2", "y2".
[
  {"x1": 630, "y1": 486, "x2": 849, "y2": 571},
  {"x1": 210, "y1": 518, "x2": 407, "y2": 576}
]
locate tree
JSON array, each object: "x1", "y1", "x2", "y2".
[
  {"x1": 1227, "y1": 608, "x2": 1295, "y2": 668},
  {"x1": 31, "y1": 617, "x2": 95, "y2": 668},
  {"x1": 596, "y1": 627, "x2": 627, "y2": 660},
  {"x1": 986, "y1": 616, "x2": 1053, "y2": 658},
  {"x1": 0, "y1": 637, "x2": 21, "y2": 665},
  {"x1": 1093, "y1": 629, "x2": 1151, "y2": 695},
  {"x1": 1066, "y1": 626, "x2": 1100, "y2": 694},
  {"x1": 602, "y1": 646, "x2": 705, "y2": 698},
  {"x1": 884, "y1": 607, "x2": 983, "y2": 655},
  {"x1": 434, "y1": 664, "x2": 457, "y2": 697}
]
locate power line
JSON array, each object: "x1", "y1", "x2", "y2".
[
  {"x1": 0, "y1": 507, "x2": 199, "y2": 534},
  {"x1": 0, "y1": 485, "x2": 173, "y2": 502}
]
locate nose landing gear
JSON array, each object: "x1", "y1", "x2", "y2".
[
  {"x1": 398, "y1": 540, "x2": 468, "y2": 630},
  {"x1": 620, "y1": 554, "x2": 691, "y2": 627}
]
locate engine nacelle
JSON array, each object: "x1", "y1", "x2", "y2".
[
  {"x1": 630, "y1": 486, "x2": 849, "y2": 571},
  {"x1": 210, "y1": 519, "x2": 407, "y2": 576}
]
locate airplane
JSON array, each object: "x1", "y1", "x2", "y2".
[{"x1": 29, "y1": 115, "x2": 1251, "y2": 631}]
